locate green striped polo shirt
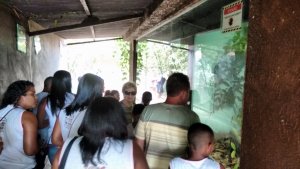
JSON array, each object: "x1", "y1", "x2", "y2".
[{"x1": 135, "y1": 103, "x2": 200, "y2": 169}]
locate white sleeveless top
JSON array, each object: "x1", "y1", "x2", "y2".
[
  {"x1": 59, "y1": 137, "x2": 134, "y2": 169},
  {"x1": 0, "y1": 105, "x2": 36, "y2": 169},
  {"x1": 45, "y1": 93, "x2": 74, "y2": 144},
  {"x1": 59, "y1": 109, "x2": 86, "y2": 141},
  {"x1": 170, "y1": 157, "x2": 220, "y2": 169}
]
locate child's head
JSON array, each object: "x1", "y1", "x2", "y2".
[{"x1": 188, "y1": 123, "x2": 215, "y2": 158}]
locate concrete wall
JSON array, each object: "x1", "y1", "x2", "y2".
[
  {"x1": 0, "y1": 5, "x2": 62, "y2": 101},
  {"x1": 29, "y1": 21, "x2": 62, "y2": 92},
  {"x1": 240, "y1": 0, "x2": 300, "y2": 168}
]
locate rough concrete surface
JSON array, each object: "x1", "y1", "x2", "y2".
[
  {"x1": 240, "y1": 0, "x2": 300, "y2": 169},
  {"x1": 0, "y1": 5, "x2": 62, "y2": 101}
]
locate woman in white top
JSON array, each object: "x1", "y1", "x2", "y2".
[
  {"x1": 0, "y1": 80, "x2": 38, "y2": 169},
  {"x1": 52, "y1": 97, "x2": 149, "y2": 169},
  {"x1": 52, "y1": 73, "x2": 104, "y2": 147},
  {"x1": 37, "y1": 70, "x2": 74, "y2": 164}
]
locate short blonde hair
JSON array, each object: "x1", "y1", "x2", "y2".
[{"x1": 122, "y1": 81, "x2": 137, "y2": 93}]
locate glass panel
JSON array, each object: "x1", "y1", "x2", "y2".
[
  {"x1": 192, "y1": 23, "x2": 248, "y2": 168},
  {"x1": 34, "y1": 36, "x2": 41, "y2": 54},
  {"x1": 16, "y1": 24, "x2": 26, "y2": 53},
  {"x1": 136, "y1": 41, "x2": 189, "y2": 104}
]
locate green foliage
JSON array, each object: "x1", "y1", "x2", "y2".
[
  {"x1": 213, "y1": 27, "x2": 248, "y2": 113},
  {"x1": 113, "y1": 39, "x2": 148, "y2": 82},
  {"x1": 136, "y1": 41, "x2": 148, "y2": 82},
  {"x1": 212, "y1": 137, "x2": 240, "y2": 169},
  {"x1": 145, "y1": 42, "x2": 188, "y2": 76},
  {"x1": 115, "y1": 39, "x2": 130, "y2": 80},
  {"x1": 114, "y1": 39, "x2": 188, "y2": 81},
  {"x1": 224, "y1": 27, "x2": 248, "y2": 54}
]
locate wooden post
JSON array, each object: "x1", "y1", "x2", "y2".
[
  {"x1": 240, "y1": 0, "x2": 300, "y2": 168},
  {"x1": 129, "y1": 40, "x2": 137, "y2": 82}
]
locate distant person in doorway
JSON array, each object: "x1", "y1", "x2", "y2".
[
  {"x1": 104, "y1": 90, "x2": 111, "y2": 97},
  {"x1": 0, "y1": 80, "x2": 38, "y2": 169},
  {"x1": 169, "y1": 123, "x2": 225, "y2": 169},
  {"x1": 142, "y1": 91, "x2": 152, "y2": 106},
  {"x1": 110, "y1": 90, "x2": 120, "y2": 101},
  {"x1": 104, "y1": 90, "x2": 120, "y2": 101},
  {"x1": 156, "y1": 76, "x2": 166, "y2": 98},
  {"x1": 135, "y1": 72, "x2": 200, "y2": 169},
  {"x1": 52, "y1": 97, "x2": 149, "y2": 169}
]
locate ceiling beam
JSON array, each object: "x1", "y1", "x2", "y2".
[
  {"x1": 79, "y1": 0, "x2": 91, "y2": 15},
  {"x1": 79, "y1": 0, "x2": 96, "y2": 39},
  {"x1": 28, "y1": 14, "x2": 142, "y2": 36},
  {"x1": 90, "y1": 26, "x2": 96, "y2": 39}
]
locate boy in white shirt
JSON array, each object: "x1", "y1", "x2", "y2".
[{"x1": 169, "y1": 123, "x2": 225, "y2": 169}]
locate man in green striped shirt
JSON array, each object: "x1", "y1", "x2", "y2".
[{"x1": 135, "y1": 72, "x2": 200, "y2": 169}]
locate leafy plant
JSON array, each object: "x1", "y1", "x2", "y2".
[
  {"x1": 212, "y1": 137, "x2": 240, "y2": 169},
  {"x1": 213, "y1": 27, "x2": 248, "y2": 113},
  {"x1": 114, "y1": 39, "x2": 189, "y2": 81},
  {"x1": 114, "y1": 39, "x2": 148, "y2": 82}
]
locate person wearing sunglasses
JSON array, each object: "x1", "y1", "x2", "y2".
[{"x1": 120, "y1": 81, "x2": 137, "y2": 125}]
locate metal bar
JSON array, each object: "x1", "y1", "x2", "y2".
[
  {"x1": 90, "y1": 26, "x2": 96, "y2": 39},
  {"x1": 80, "y1": 0, "x2": 91, "y2": 15},
  {"x1": 146, "y1": 39, "x2": 191, "y2": 51},
  {"x1": 67, "y1": 37, "x2": 122, "y2": 45}
]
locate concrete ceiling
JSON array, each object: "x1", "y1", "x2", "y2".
[{"x1": 2, "y1": 0, "x2": 248, "y2": 42}]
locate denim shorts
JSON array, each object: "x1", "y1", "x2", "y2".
[{"x1": 47, "y1": 144, "x2": 58, "y2": 164}]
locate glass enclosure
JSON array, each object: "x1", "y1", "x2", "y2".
[{"x1": 192, "y1": 23, "x2": 248, "y2": 168}]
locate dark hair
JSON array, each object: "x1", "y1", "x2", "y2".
[
  {"x1": 104, "y1": 90, "x2": 111, "y2": 96},
  {"x1": 49, "y1": 70, "x2": 72, "y2": 114},
  {"x1": 65, "y1": 73, "x2": 104, "y2": 116},
  {"x1": 132, "y1": 104, "x2": 145, "y2": 128},
  {"x1": 166, "y1": 72, "x2": 190, "y2": 97},
  {"x1": 188, "y1": 123, "x2": 214, "y2": 148},
  {"x1": 142, "y1": 91, "x2": 152, "y2": 106},
  {"x1": 110, "y1": 90, "x2": 119, "y2": 96},
  {"x1": 79, "y1": 97, "x2": 128, "y2": 166},
  {"x1": 44, "y1": 76, "x2": 53, "y2": 88},
  {"x1": 0, "y1": 80, "x2": 34, "y2": 109},
  {"x1": 132, "y1": 104, "x2": 145, "y2": 116}
]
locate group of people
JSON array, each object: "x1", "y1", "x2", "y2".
[{"x1": 0, "y1": 71, "x2": 224, "y2": 169}]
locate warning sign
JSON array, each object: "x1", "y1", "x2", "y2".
[{"x1": 222, "y1": 0, "x2": 243, "y2": 33}]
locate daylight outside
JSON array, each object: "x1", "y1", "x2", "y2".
[{"x1": 59, "y1": 39, "x2": 189, "y2": 104}]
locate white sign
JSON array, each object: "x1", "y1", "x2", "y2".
[{"x1": 222, "y1": 0, "x2": 243, "y2": 33}]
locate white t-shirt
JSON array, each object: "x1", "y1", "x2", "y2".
[
  {"x1": 170, "y1": 157, "x2": 220, "y2": 169},
  {"x1": 45, "y1": 92, "x2": 74, "y2": 144},
  {"x1": 59, "y1": 136, "x2": 134, "y2": 169},
  {"x1": 59, "y1": 109, "x2": 86, "y2": 141},
  {"x1": 0, "y1": 105, "x2": 36, "y2": 169}
]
